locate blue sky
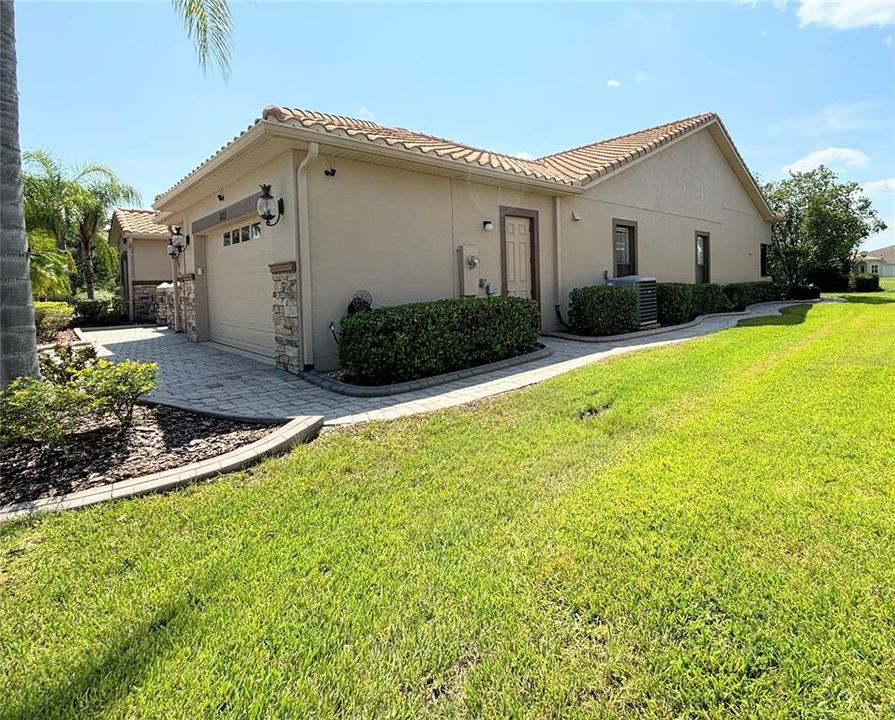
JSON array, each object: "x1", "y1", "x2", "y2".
[{"x1": 15, "y1": 0, "x2": 895, "y2": 248}]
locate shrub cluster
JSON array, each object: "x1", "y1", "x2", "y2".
[
  {"x1": 852, "y1": 273, "x2": 880, "y2": 292},
  {"x1": 806, "y1": 267, "x2": 849, "y2": 292},
  {"x1": 657, "y1": 283, "x2": 733, "y2": 326},
  {"x1": 338, "y1": 296, "x2": 540, "y2": 385},
  {"x1": 692, "y1": 284, "x2": 733, "y2": 317},
  {"x1": 787, "y1": 285, "x2": 822, "y2": 300},
  {"x1": 568, "y1": 285, "x2": 638, "y2": 337},
  {"x1": 0, "y1": 346, "x2": 157, "y2": 444},
  {"x1": 33, "y1": 301, "x2": 74, "y2": 342},
  {"x1": 722, "y1": 281, "x2": 783, "y2": 311},
  {"x1": 75, "y1": 298, "x2": 121, "y2": 326}
]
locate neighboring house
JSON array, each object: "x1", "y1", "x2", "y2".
[
  {"x1": 109, "y1": 208, "x2": 171, "y2": 321},
  {"x1": 153, "y1": 108, "x2": 776, "y2": 372},
  {"x1": 855, "y1": 245, "x2": 895, "y2": 277}
]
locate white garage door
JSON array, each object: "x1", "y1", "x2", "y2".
[{"x1": 206, "y1": 221, "x2": 274, "y2": 358}]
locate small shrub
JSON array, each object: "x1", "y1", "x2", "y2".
[
  {"x1": 852, "y1": 273, "x2": 881, "y2": 292},
  {"x1": 80, "y1": 360, "x2": 158, "y2": 427},
  {"x1": 339, "y1": 296, "x2": 540, "y2": 385},
  {"x1": 39, "y1": 344, "x2": 99, "y2": 385},
  {"x1": 657, "y1": 283, "x2": 694, "y2": 326},
  {"x1": 787, "y1": 285, "x2": 821, "y2": 300},
  {"x1": 75, "y1": 298, "x2": 121, "y2": 326},
  {"x1": 568, "y1": 285, "x2": 638, "y2": 337},
  {"x1": 0, "y1": 376, "x2": 82, "y2": 444},
  {"x1": 807, "y1": 267, "x2": 850, "y2": 292},
  {"x1": 33, "y1": 301, "x2": 74, "y2": 342},
  {"x1": 723, "y1": 282, "x2": 782, "y2": 311},
  {"x1": 691, "y1": 283, "x2": 732, "y2": 317}
]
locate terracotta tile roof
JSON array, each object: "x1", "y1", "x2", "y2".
[
  {"x1": 863, "y1": 244, "x2": 895, "y2": 263},
  {"x1": 112, "y1": 208, "x2": 168, "y2": 238},
  {"x1": 156, "y1": 107, "x2": 769, "y2": 219}
]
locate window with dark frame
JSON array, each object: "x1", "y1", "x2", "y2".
[
  {"x1": 614, "y1": 222, "x2": 636, "y2": 277},
  {"x1": 760, "y1": 243, "x2": 769, "y2": 277},
  {"x1": 696, "y1": 232, "x2": 710, "y2": 283},
  {"x1": 223, "y1": 221, "x2": 262, "y2": 248}
]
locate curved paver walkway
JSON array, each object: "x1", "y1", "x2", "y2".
[{"x1": 80, "y1": 301, "x2": 830, "y2": 426}]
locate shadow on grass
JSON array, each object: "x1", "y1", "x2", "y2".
[
  {"x1": 737, "y1": 304, "x2": 812, "y2": 328},
  {"x1": 2, "y1": 589, "x2": 203, "y2": 720},
  {"x1": 838, "y1": 294, "x2": 895, "y2": 305}
]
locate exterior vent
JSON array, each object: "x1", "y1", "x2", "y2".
[{"x1": 607, "y1": 275, "x2": 659, "y2": 328}]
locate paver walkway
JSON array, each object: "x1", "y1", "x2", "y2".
[{"x1": 81, "y1": 301, "x2": 825, "y2": 426}]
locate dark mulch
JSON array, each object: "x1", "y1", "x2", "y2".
[
  {"x1": 0, "y1": 405, "x2": 277, "y2": 506},
  {"x1": 37, "y1": 329, "x2": 79, "y2": 346}
]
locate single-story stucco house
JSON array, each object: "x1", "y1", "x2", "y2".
[
  {"x1": 109, "y1": 208, "x2": 172, "y2": 321},
  {"x1": 855, "y1": 245, "x2": 895, "y2": 277},
  {"x1": 152, "y1": 108, "x2": 776, "y2": 372}
]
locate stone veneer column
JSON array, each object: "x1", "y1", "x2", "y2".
[
  {"x1": 177, "y1": 274, "x2": 199, "y2": 341},
  {"x1": 269, "y1": 261, "x2": 300, "y2": 374}
]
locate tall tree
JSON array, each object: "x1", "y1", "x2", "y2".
[
  {"x1": 0, "y1": 0, "x2": 232, "y2": 387},
  {"x1": 764, "y1": 166, "x2": 887, "y2": 290}
]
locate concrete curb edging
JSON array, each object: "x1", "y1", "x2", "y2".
[
  {"x1": 301, "y1": 344, "x2": 554, "y2": 397},
  {"x1": 0, "y1": 415, "x2": 324, "y2": 522},
  {"x1": 543, "y1": 299, "x2": 834, "y2": 343}
]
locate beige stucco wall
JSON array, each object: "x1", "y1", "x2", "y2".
[
  {"x1": 559, "y1": 128, "x2": 771, "y2": 301},
  {"x1": 131, "y1": 239, "x2": 170, "y2": 282},
  {"x1": 306, "y1": 158, "x2": 557, "y2": 369}
]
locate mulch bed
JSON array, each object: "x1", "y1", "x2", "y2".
[
  {"x1": 37, "y1": 329, "x2": 79, "y2": 346},
  {"x1": 0, "y1": 405, "x2": 277, "y2": 507}
]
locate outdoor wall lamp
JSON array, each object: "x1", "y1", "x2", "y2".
[
  {"x1": 257, "y1": 184, "x2": 285, "y2": 226},
  {"x1": 167, "y1": 226, "x2": 189, "y2": 258},
  {"x1": 482, "y1": 220, "x2": 494, "y2": 231}
]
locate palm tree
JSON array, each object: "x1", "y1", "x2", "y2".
[
  {"x1": 0, "y1": 0, "x2": 232, "y2": 386},
  {"x1": 28, "y1": 233, "x2": 74, "y2": 299}
]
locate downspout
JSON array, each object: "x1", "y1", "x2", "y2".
[
  {"x1": 553, "y1": 196, "x2": 571, "y2": 329},
  {"x1": 126, "y1": 241, "x2": 135, "y2": 322},
  {"x1": 296, "y1": 141, "x2": 318, "y2": 369}
]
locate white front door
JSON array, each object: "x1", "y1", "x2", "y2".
[{"x1": 504, "y1": 215, "x2": 532, "y2": 298}]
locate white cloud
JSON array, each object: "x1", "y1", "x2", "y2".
[
  {"x1": 797, "y1": 0, "x2": 895, "y2": 30},
  {"x1": 864, "y1": 178, "x2": 895, "y2": 194},
  {"x1": 358, "y1": 107, "x2": 374, "y2": 120},
  {"x1": 513, "y1": 152, "x2": 534, "y2": 161},
  {"x1": 634, "y1": 70, "x2": 649, "y2": 83},
  {"x1": 766, "y1": 101, "x2": 881, "y2": 137},
  {"x1": 885, "y1": 35, "x2": 893, "y2": 45},
  {"x1": 606, "y1": 79, "x2": 621, "y2": 88},
  {"x1": 739, "y1": 0, "x2": 787, "y2": 9},
  {"x1": 762, "y1": 28, "x2": 769, "y2": 36},
  {"x1": 784, "y1": 146, "x2": 869, "y2": 172}
]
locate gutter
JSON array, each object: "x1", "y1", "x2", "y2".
[{"x1": 296, "y1": 142, "x2": 318, "y2": 369}]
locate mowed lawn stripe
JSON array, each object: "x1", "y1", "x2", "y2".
[{"x1": 0, "y1": 297, "x2": 893, "y2": 718}]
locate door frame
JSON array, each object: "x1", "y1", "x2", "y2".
[
  {"x1": 695, "y1": 230, "x2": 710, "y2": 283},
  {"x1": 499, "y1": 206, "x2": 540, "y2": 305}
]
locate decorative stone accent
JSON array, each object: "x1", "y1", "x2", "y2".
[
  {"x1": 177, "y1": 274, "x2": 198, "y2": 341},
  {"x1": 270, "y1": 261, "x2": 300, "y2": 374},
  {"x1": 155, "y1": 283, "x2": 175, "y2": 327},
  {"x1": 132, "y1": 282, "x2": 160, "y2": 322}
]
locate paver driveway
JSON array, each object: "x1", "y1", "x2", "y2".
[{"x1": 81, "y1": 301, "x2": 826, "y2": 425}]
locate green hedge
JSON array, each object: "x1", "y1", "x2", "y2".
[
  {"x1": 75, "y1": 298, "x2": 121, "y2": 326},
  {"x1": 787, "y1": 285, "x2": 821, "y2": 300},
  {"x1": 692, "y1": 283, "x2": 732, "y2": 316},
  {"x1": 33, "y1": 301, "x2": 74, "y2": 342},
  {"x1": 567, "y1": 285, "x2": 638, "y2": 337},
  {"x1": 656, "y1": 284, "x2": 694, "y2": 326},
  {"x1": 338, "y1": 296, "x2": 540, "y2": 385},
  {"x1": 723, "y1": 281, "x2": 782, "y2": 311},
  {"x1": 852, "y1": 273, "x2": 880, "y2": 292}
]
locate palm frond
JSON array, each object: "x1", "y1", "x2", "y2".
[{"x1": 171, "y1": 0, "x2": 232, "y2": 80}]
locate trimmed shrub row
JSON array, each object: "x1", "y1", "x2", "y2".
[
  {"x1": 75, "y1": 298, "x2": 122, "y2": 326},
  {"x1": 722, "y1": 281, "x2": 783, "y2": 311},
  {"x1": 338, "y1": 296, "x2": 540, "y2": 386},
  {"x1": 34, "y1": 301, "x2": 74, "y2": 342},
  {"x1": 568, "y1": 285, "x2": 638, "y2": 337},
  {"x1": 853, "y1": 273, "x2": 881, "y2": 292}
]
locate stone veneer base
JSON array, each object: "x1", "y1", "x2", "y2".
[
  {"x1": 301, "y1": 344, "x2": 553, "y2": 397},
  {"x1": 0, "y1": 415, "x2": 324, "y2": 522}
]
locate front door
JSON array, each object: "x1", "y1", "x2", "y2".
[{"x1": 504, "y1": 215, "x2": 532, "y2": 298}]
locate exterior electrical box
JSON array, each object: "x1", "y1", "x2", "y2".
[{"x1": 457, "y1": 244, "x2": 480, "y2": 296}]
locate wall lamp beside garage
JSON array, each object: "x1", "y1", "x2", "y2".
[
  {"x1": 166, "y1": 226, "x2": 189, "y2": 258},
  {"x1": 482, "y1": 220, "x2": 494, "y2": 231},
  {"x1": 257, "y1": 184, "x2": 285, "y2": 226}
]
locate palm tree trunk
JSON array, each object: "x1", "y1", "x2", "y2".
[
  {"x1": 81, "y1": 236, "x2": 95, "y2": 299},
  {"x1": 0, "y1": 0, "x2": 39, "y2": 387}
]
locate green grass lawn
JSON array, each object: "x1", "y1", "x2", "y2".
[{"x1": 2, "y1": 296, "x2": 894, "y2": 719}]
